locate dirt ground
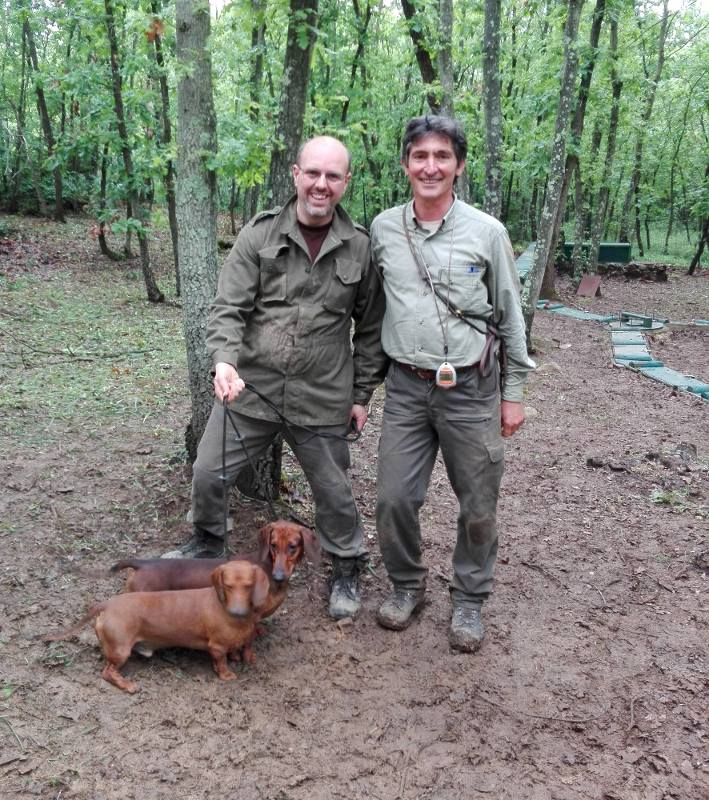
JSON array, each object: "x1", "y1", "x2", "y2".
[{"x1": 1, "y1": 217, "x2": 707, "y2": 800}]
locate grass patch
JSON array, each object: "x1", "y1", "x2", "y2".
[{"x1": 0, "y1": 269, "x2": 186, "y2": 442}]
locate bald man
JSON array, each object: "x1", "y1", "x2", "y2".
[{"x1": 166, "y1": 137, "x2": 387, "y2": 621}]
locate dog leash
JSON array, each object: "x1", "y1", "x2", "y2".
[
  {"x1": 221, "y1": 398, "x2": 278, "y2": 536},
  {"x1": 242, "y1": 382, "x2": 361, "y2": 444},
  {"x1": 219, "y1": 385, "x2": 361, "y2": 541}
]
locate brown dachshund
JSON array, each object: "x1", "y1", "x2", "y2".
[
  {"x1": 111, "y1": 521, "x2": 319, "y2": 623},
  {"x1": 40, "y1": 561, "x2": 269, "y2": 694}
]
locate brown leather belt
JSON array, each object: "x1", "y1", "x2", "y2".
[{"x1": 395, "y1": 361, "x2": 479, "y2": 381}]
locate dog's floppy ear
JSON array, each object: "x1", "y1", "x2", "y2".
[
  {"x1": 300, "y1": 527, "x2": 321, "y2": 566},
  {"x1": 211, "y1": 565, "x2": 226, "y2": 605},
  {"x1": 258, "y1": 523, "x2": 274, "y2": 563},
  {"x1": 251, "y1": 565, "x2": 270, "y2": 610}
]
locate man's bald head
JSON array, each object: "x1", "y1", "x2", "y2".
[
  {"x1": 291, "y1": 136, "x2": 352, "y2": 226},
  {"x1": 296, "y1": 136, "x2": 352, "y2": 172}
]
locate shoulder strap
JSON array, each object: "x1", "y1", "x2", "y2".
[{"x1": 401, "y1": 205, "x2": 501, "y2": 377}]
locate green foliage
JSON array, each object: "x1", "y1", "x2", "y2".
[{"x1": 0, "y1": 0, "x2": 706, "y2": 253}]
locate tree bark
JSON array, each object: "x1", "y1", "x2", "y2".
[
  {"x1": 521, "y1": 0, "x2": 584, "y2": 342},
  {"x1": 401, "y1": 0, "x2": 440, "y2": 113},
  {"x1": 438, "y1": 0, "x2": 454, "y2": 118},
  {"x1": 98, "y1": 142, "x2": 121, "y2": 261},
  {"x1": 7, "y1": 20, "x2": 29, "y2": 213},
  {"x1": 104, "y1": 0, "x2": 164, "y2": 303},
  {"x1": 268, "y1": 0, "x2": 318, "y2": 206},
  {"x1": 688, "y1": 216, "x2": 708, "y2": 276},
  {"x1": 175, "y1": 0, "x2": 220, "y2": 459},
  {"x1": 546, "y1": 0, "x2": 605, "y2": 284},
  {"x1": 687, "y1": 165, "x2": 709, "y2": 276},
  {"x1": 150, "y1": 0, "x2": 180, "y2": 296},
  {"x1": 244, "y1": 0, "x2": 266, "y2": 221},
  {"x1": 482, "y1": 0, "x2": 503, "y2": 218},
  {"x1": 23, "y1": 15, "x2": 65, "y2": 222}
]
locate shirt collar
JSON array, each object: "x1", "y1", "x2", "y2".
[
  {"x1": 408, "y1": 194, "x2": 459, "y2": 232},
  {"x1": 277, "y1": 194, "x2": 356, "y2": 240}
]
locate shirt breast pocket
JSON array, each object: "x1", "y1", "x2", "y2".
[
  {"x1": 258, "y1": 246, "x2": 288, "y2": 302},
  {"x1": 323, "y1": 258, "x2": 362, "y2": 315},
  {"x1": 436, "y1": 263, "x2": 487, "y2": 309}
]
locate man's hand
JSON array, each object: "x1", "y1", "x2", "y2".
[
  {"x1": 501, "y1": 400, "x2": 525, "y2": 438},
  {"x1": 213, "y1": 362, "x2": 245, "y2": 404},
  {"x1": 349, "y1": 404, "x2": 368, "y2": 432}
]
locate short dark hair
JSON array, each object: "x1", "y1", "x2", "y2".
[{"x1": 401, "y1": 115, "x2": 468, "y2": 165}]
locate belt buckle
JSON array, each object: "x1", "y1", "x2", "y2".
[{"x1": 415, "y1": 367, "x2": 432, "y2": 381}]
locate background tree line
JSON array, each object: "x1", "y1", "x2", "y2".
[
  {"x1": 1, "y1": 0, "x2": 706, "y2": 478},
  {"x1": 2, "y1": 0, "x2": 707, "y2": 259}
]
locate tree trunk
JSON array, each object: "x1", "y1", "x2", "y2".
[
  {"x1": 687, "y1": 164, "x2": 709, "y2": 275},
  {"x1": 104, "y1": 0, "x2": 164, "y2": 303},
  {"x1": 268, "y1": 0, "x2": 318, "y2": 206},
  {"x1": 663, "y1": 83, "x2": 697, "y2": 253},
  {"x1": 438, "y1": 0, "x2": 454, "y2": 117},
  {"x1": 546, "y1": 0, "x2": 605, "y2": 281},
  {"x1": 252, "y1": 0, "x2": 317, "y2": 500},
  {"x1": 244, "y1": 0, "x2": 266, "y2": 221},
  {"x1": 8, "y1": 21, "x2": 29, "y2": 213},
  {"x1": 401, "y1": 0, "x2": 440, "y2": 113},
  {"x1": 175, "y1": 0, "x2": 220, "y2": 459},
  {"x1": 150, "y1": 0, "x2": 180, "y2": 296},
  {"x1": 482, "y1": 0, "x2": 503, "y2": 218},
  {"x1": 23, "y1": 16, "x2": 65, "y2": 222},
  {"x1": 688, "y1": 215, "x2": 708, "y2": 276},
  {"x1": 98, "y1": 142, "x2": 121, "y2": 260},
  {"x1": 571, "y1": 118, "x2": 602, "y2": 279},
  {"x1": 618, "y1": 0, "x2": 670, "y2": 243},
  {"x1": 520, "y1": 0, "x2": 584, "y2": 342}
]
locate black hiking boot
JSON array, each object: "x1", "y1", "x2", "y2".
[{"x1": 328, "y1": 556, "x2": 362, "y2": 620}]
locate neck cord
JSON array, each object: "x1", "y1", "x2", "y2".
[{"x1": 406, "y1": 201, "x2": 456, "y2": 360}]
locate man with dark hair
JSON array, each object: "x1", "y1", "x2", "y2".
[
  {"x1": 166, "y1": 136, "x2": 386, "y2": 622},
  {"x1": 370, "y1": 116, "x2": 534, "y2": 652}
]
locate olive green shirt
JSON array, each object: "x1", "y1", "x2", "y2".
[
  {"x1": 370, "y1": 198, "x2": 535, "y2": 402},
  {"x1": 207, "y1": 197, "x2": 387, "y2": 425}
]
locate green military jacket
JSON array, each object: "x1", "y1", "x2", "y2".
[{"x1": 206, "y1": 196, "x2": 387, "y2": 426}]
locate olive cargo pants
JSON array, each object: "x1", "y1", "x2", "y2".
[{"x1": 376, "y1": 362, "x2": 505, "y2": 607}]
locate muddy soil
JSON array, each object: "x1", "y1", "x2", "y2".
[{"x1": 1, "y1": 218, "x2": 707, "y2": 800}]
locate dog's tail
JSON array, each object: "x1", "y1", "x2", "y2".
[
  {"x1": 110, "y1": 559, "x2": 152, "y2": 574},
  {"x1": 36, "y1": 603, "x2": 105, "y2": 642}
]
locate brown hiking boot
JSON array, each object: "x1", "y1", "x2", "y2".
[
  {"x1": 449, "y1": 606, "x2": 484, "y2": 653},
  {"x1": 376, "y1": 587, "x2": 425, "y2": 630}
]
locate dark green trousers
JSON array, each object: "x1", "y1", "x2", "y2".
[
  {"x1": 376, "y1": 362, "x2": 505, "y2": 607},
  {"x1": 191, "y1": 403, "x2": 366, "y2": 559}
]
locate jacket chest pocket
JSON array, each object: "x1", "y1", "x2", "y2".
[
  {"x1": 322, "y1": 258, "x2": 362, "y2": 315},
  {"x1": 258, "y1": 246, "x2": 288, "y2": 302}
]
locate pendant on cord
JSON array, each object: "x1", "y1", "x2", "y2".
[{"x1": 436, "y1": 361, "x2": 457, "y2": 389}]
